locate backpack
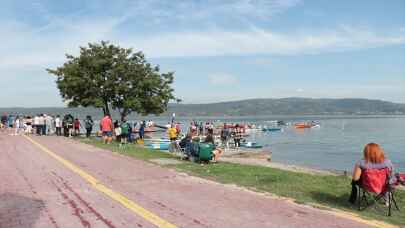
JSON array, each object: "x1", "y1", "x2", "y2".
[{"x1": 85, "y1": 119, "x2": 93, "y2": 129}]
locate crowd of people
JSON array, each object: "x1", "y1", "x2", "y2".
[
  {"x1": 186, "y1": 121, "x2": 245, "y2": 148},
  {"x1": 0, "y1": 113, "x2": 96, "y2": 137}
]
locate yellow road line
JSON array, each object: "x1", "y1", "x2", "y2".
[
  {"x1": 322, "y1": 206, "x2": 397, "y2": 228},
  {"x1": 23, "y1": 135, "x2": 177, "y2": 228}
]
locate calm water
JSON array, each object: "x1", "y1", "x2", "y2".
[{"x1": 150, "y1": 115, "x2": 405, "y2": 172}]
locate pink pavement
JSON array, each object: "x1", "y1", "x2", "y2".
[{"x1": 0, "y1": 132, "x2": 373, "y2": 228}]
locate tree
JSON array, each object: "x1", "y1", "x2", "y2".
[{"x1": 47, "y1": 41, "x2": 178, "y2": 120}]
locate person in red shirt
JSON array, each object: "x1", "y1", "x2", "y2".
[
  {"x1": 100, "y1": 114, "x2": 113, "y2": 144},
  {"x1": 74, "y1": 118, "x2": 81, "y2": 136}
]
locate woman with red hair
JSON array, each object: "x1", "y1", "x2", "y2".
[{"x1": 349, "y1": 143, "x2": 393, "y2": 204}]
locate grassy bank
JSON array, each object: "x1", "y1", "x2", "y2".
[{"x1": 81, "y1": 138, "x2": 405, "y2": 226}]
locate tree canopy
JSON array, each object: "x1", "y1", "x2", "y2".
[{"x1": 47, "y1": 41, "x2": 177, "y2": 120}]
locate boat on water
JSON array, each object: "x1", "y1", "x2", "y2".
[
  {"x1": 133, "y1": 127, "x2": 159, "y2": 133},
  {"x1": 294, "y1": 122, "x2": 320, "y2": 129},
  {"x1": 241, "y1": 142, "x2": 263, "y2": 149},
  {"x1": 262, "y1": 127, "x2": 282, "y2": 132},
  {"x1": 245, "y1": 127, "x2": 261, "y2": 133}
]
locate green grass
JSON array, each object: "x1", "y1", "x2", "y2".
[{"x1": 81, "y1": 138, "x2": 405, "y2": 226}]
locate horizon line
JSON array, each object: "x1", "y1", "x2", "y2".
[{"x1": 1, "y1": 97, "x2": 404, "y2": 109}]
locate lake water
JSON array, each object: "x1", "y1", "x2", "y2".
[{"x1": 150, "y1": 115, "x2": 405, "y2": 172}]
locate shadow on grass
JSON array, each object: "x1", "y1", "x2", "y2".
[{"x1": 310, "y1": 191, "x2": 352, "y2": 208}]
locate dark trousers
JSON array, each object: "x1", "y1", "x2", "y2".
[
  {"x1": 36, "y1": 125, "x2": 42, "y2": 135},
  {"x1": 86, "y1": 128, "x2": 92, "y2": 138},
  {"x1": 234, "y1": 138, "x2": 241, "y2": 147},
  {"x1": 56, "y1": 127, "x2": 62, "y2": 136},
  {"x1": 42, "y1": 125, "x2": 47, "y2": 135},
  {"x1": 63, "y1": 127, "x2": 69, "y2": 137}
]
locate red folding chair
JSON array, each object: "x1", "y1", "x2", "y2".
[{"x1": 357, "y1": 167, "x2": 400, "y2": 216}]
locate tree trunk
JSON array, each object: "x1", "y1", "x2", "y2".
[
  {"x1": 103, "y1": 101, "x2": 110, "y2": 116},
  {"x1": 120, "y1": 108, "x2": 129, "y2": 121}
]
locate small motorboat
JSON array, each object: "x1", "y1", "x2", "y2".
[
  {"x1": 241, "y1": 142, "x2": 263, "y2": 149},
  {"x1": 295, "y1": 123, "x2": 312, "y2": 129},
  {"x1": 133, "y1": 127, "x2": 158, "y2": 133},
  {"x1": 262, "y1": 127, "x2": 282, "y2": 132},
  {"x1": 295, "y1": 122, "x2": 320, "y2": 129}
]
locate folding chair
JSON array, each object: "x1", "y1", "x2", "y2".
[{"x1": 357, "y1": 167, "x2": 400, "y2": 216}]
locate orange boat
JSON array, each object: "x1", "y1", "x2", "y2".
[{"x1": 295, "y1": 123, "x2": 313, "y2": 129}]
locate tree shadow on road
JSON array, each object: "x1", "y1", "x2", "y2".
[{"x1": 0, "y1": 193, "x2": 45, "y2": 227}]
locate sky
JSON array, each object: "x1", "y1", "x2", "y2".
[{"x1": 0, "y1": 0, "x2": 404, "y2": 107}]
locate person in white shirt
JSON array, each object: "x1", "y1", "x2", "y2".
[
  {"x1": 14, "y1": 116, "x2": 21, "y2": 135},
  {"x1": 33, "y1": 115, "x2": 40, "y2": 135},
  {"x1": 38, "y1": 114, "x2": 45, "y2": 136},
  {"x1": 55, "y1": 115, "x2": 62, "y2": 136},
  {"x1": 45, "y1": 114, "x2": 53, "y2": 135}
]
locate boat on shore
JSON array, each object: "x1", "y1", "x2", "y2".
[{"x1": 241, "y1": 142, "x2": 263, "y2": 149}]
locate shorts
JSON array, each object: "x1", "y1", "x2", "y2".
[
  {"x1": 102, "y1": 131, "x2": 113, "y2": 137},
  {"x1": 121, "y1": 133, "x2": 128, "y2": 138},
  {"x1": 170, "y1": 137, "x2": 177, "y2": 141}
]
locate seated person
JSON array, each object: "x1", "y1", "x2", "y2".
[
  {"x1": 204, "y1": 133, "x2": 215, "y2": 145},
  {"x1": 211, "y1": 148, "x2": 223, "y2": 162},
  {"x1": 179, "y1": 133, "x2": 192, "y2": 149},
  {"x1": 203, "y1": 133, "x2": 223, "y2": 162},
  {"x1": 349, "y1": 143, "x2": 393, "y2": 204}
]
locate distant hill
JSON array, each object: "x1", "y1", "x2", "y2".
[
  {"x1": 1, "y1": 98, "x2": 404, "y2": 118},
  {"x1": 166, "y1": 98, "x2": 405, "y2": 116}
]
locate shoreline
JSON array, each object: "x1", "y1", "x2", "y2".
[{"x1": 220, "y1": 148, "x2": 342, "y2": 176}]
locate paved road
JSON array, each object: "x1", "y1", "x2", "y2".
[{"x1": 0, "y1": 131, "x2": 374, "y2": 228}]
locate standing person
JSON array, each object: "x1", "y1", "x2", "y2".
[
  {"x1": 127, "y1": 123, "x2": 133, "y2": 143},
  {"x1": 175, "y1": 122, "x2": 181, "y2": 136},
  {"x1": 62, "y1": 116, "x2": 67, "y2": 136},
  {"x1": 39, "y1": 114, "x2": 46, "y2": 136},
  {"x1": 199, "y1": 122, "x2": 204, "y2": 136},
  {"x1": 120, "y1": 119, "x2": 130, "y2": 147},
  {"x1": 1, "y1": 114, "x2": 8, "y2": 129},
  {"x1": 14, "y1": 116, "x2": 21, "y2": 135},
  {"x1": 34, "y1": 114, "x2": 40, "y2": 135},
  {"x1": 139, "y1": 121, "x2": 145, "y2": 139},
  {"x1": 55, "y1": 115, "x2": 62, "y2": 136},
  {"x1": 220, "y1": 123, "x2": 229, "y2": 148},
  {"x1": 84, "y1": 116, "x2": 94, "y2": 138},
  {"x1": 8, "y1": 115, "x2": 14, "y2": 128},
  {"x1": 45, "y1": 114, "x2": 53, "y2": 135},
  {"x1": 114, "y1": 120, "x2": 121, "y2": 142},
  {"x1": 233, "y1": 124, "x2": 243, "y2": 148},
  {"x1": 74, "y1": 118, "x2": 81, "y2": 136},
  {"x1": 25, "y1": 116, "x2": 32, "y2": 135},
  {"x1": 168, "y1": 124, "x2": 178, "y2": 142},
  {"x1": 65, "y1": 114, "x2": 74, "y2": 137},
  {"x1": 100, "y1": 114, "x2": 113, "y2": 144}
]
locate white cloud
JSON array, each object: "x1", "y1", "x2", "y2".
[
  {"x1": 125, "y1": 26, "x2": 405, "y2": 58},
  {"x1": 208, "y1": 73, "x2": 239, "y2": 86}
]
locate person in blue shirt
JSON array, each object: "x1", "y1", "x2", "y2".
[{"x1": 139, "y1": 121, "x2": 145, "y2": 139}]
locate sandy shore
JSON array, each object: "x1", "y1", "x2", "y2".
[{"x1": 220, "y1": 148, "x2": 339, "y2": 176}]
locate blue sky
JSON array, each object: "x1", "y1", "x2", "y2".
[{"x1": 0, "y1": 0, "x2": 404, "y2": 107}]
